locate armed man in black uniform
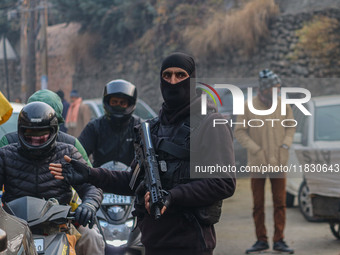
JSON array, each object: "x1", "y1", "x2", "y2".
[{"x1": 50, "y1": 52, "x2": 236, "y2": 255}]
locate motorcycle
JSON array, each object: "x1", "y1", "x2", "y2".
[
  {"x1": 97, "y1": 161, "x2": 144, "y2": 255},
  {"x1": 0, "y1": 203, "x2": 37, "y2": 255},
  {"x1": 3, "y1": 196, "x2": 78, "y2": 255},
  {"x1": 0, "y1": 228, "x2": 6, "y2": 253}
]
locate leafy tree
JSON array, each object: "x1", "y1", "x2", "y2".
[
  {"x1": 51, "y1": 0, "x2": 157, "y2": 46},
  {"x1": 0, "y1": 0, "x2": 20, "y2": 43}
]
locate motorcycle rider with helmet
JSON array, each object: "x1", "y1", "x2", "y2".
[
  {"x1": 0, "y1": 89, "x2": 91, "y2": 166},
  {"x1": 78, "y1": 79, "x2": 140, "y2": 167},
  {"x1": 0, "y1": 102, "x2": 104, "y2": 255}
]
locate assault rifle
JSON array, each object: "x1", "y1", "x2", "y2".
[{"x1": 129, "y1": 122, "x2": 165, "y2": 220}]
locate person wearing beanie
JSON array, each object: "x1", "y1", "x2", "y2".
[
  {"x1": 234, "y1": 69, "x2": 295, "y2": 254},
  {"x1": 50, "y1": 52, "x2": 236, "y2": 255},
  {"x1": 65, "y1": 89, "x2": 91, "y2": 137}
]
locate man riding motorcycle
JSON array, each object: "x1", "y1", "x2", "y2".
[
  {"x1": 0, "y1": 89, "x2": 91, "y2": 167},
  {"x1": 0, "y1": 102, "x2": 104, "y2": 255},
  {"x1": 78, "y1": 79, "x2": 140, "y2": 167}
]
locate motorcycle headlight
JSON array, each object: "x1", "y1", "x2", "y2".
[
  {"x1": 107, "y1": 239, "x2": 128, "y2": 247},
  {"x1": 99, "y1": 219, "x2": 135, "y2": 247},
  {"x1": 107, "y1": 205, "x2": 125, "y2": 221},
  {"x1": 125, "y1": 219, "x2": 134, "y2": 228}
]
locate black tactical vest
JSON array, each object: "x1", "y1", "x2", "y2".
[
  {"x1": 148, "y1": 113, "x2": 223, "y2": 226},
  {"x1": 149, "y1": 116, "x2": 191, "y2": 190}
]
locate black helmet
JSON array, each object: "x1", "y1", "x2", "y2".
[
  {"x1": 103, "y1": 79, "x2": 137, "y2": 122},
  {"x1": 258, "y1": 69, "x2": 281, "y2": 92},
  {"x1": 18, "y1": 102, "x2": 59, "y2": 158}
]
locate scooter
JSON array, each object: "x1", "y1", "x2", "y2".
[
  {"x1": 0, "y1": 202, "x2": 37, "y2": 255},
  {"x1": 97, "y1": 161, "x2": 144, "y2": 255},
  {"x1": 3, "y1": 196, "x2": 77, "y2": 255}
]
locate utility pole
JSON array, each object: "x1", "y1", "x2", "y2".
[
  {"x1": 40, "y1": 0, "x2": 48, "y2": 89},
  {"x1": 20, "y1": 0, "x2": 48, "y2": 98},
  {"x1": 20, "y1": 0, "x2": 29, "y2": 101},
  {"x1": 26, "y1": 0, "x2": 37, "y2": 98},
  {"x1": 2, "y1": 35, "x2": 10, "y2": 101}
]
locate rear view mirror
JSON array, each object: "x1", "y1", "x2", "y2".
[
  {"x1": 293, "y1": 133, "x2": 302, "y2": 144},
  {"x1": 0, "y1": 228, "x2": 7, "y2": 252}
]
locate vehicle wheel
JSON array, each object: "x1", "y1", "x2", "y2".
[
  {"x1": 286, "y1": 192, "x2": 295, "y2": 208},
  {"x1": 329, "y1": 222, "x2": 340, "y2": 239},
  {"x1": 298, "y1": 180, "x2": 320, "y2": 222}
]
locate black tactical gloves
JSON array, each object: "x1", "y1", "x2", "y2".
[
  {"x1": 163, "y1": 192, "x2": 172, "y2": 209},
  {"x1": 75, "y1": 203, "x2": 97, "y2": 229},
  {"x1": 62, "y1": 159, "x2": 91, "y2": 185}
]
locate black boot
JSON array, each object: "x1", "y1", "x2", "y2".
[
  {"x1": 273, "y1": 240, "x2": 294, "y2": 254},
  {"x1": 245, "y1": 240, "x2": 269, "y2": 254}
]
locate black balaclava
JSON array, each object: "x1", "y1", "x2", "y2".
[{"x1": 160, "y1": 52, "x2": 196, "y2": 110}]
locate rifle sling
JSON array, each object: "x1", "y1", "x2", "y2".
[
  {"x1": 158, "y1": 139, "x2": 190, "y2": 160},
  {"x1": 153, "y1": 112, "x2": 210, "y2": 160}
]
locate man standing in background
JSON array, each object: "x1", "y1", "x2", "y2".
[
  {"x1": 234, "y1": 69, "x2": 295, "y2": 254},
  {"x1": 65, "y1": 89, "x2": 91, "y2": 137},
  {"x1": 56, "y1": 89, "x2": 70, "y2": 133}
]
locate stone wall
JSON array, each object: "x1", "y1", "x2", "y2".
[{"x1": 201, "y1": 8, "x2": 340, "y2": 100}]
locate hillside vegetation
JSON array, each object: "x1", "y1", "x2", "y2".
[{"x1": 54, "y1": 0, "x2": 279, "y2": 62}]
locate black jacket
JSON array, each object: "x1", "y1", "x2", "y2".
[
  {"x1": 0, "y1": 142, "x2": 103, "y2": 209},
  {"x1": 78, "y1": 115, "x2": 140, "y2": 167}
]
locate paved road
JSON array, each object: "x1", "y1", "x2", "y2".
[{"x1": 214, "y1": 178, "x2": 340, "y2": 255}]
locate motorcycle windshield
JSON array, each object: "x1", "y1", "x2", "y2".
[
  {"x1": 100, "y1": 161, "x2": 131, "y2": 172},
  {"x1": 4, "y1": 196, "x2": 71, "y2": 228},
  {"x1": 0, "y1": 205, "x2": 37, "y2": 255},
  {"x1": 98, "y1": 161, "x2": 135, "y2": 222}
]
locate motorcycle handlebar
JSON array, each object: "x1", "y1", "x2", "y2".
[{"x1": 67, "y1": 211, "x2": 76, "y2": 221}]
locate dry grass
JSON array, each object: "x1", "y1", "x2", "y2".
[
  {"x1": 295, "y1": 16, "x2": 340, "y2": 64},
  {"x1": 183, "y1": 0, "x2": 279, "y2": 58}
]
